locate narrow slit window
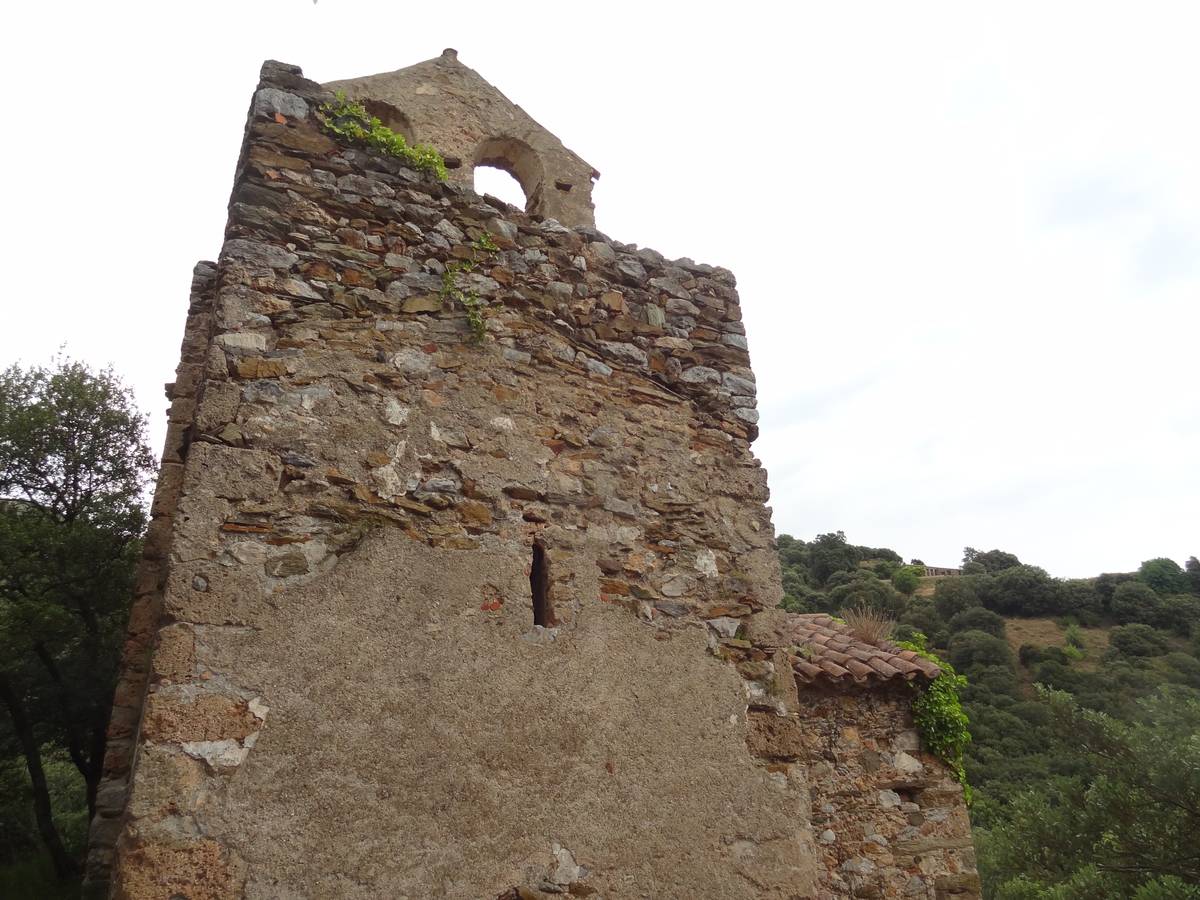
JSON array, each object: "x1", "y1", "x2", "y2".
[{"x1": 530, "y1": 541, "x2": 555, "y2": 627}]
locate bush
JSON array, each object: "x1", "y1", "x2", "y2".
[
  {"x1": 873, "y1": 559, "x2": 898, "y2": 580},
  {"x1": 935, "y1": 577, "x2": 983, "y2": 620},
  {"x1": 969, "y1": 548, "x2": 1022, "y2": 573},
  {"x1": 988, "y1": 566, "x2": 1060, "y2": 617},
  {"x1": 1138, "y1": 558, "x2": 1189, "y2": 596},
  {"x1": 1064, "y1": 623, "x2": 1085, "y2": 649},
  {"x1": 949, "y1": 629, "x2": 1013, "y2": 672},
  {"x1": 1096, "y1": 572, "x2": 1137, "y2": 610},
  {"x1": 780, "y1": 584, "x2": 824, "y2": 614},
  {"x1": 891, "y1": 565, "x2": 923, "y2": 595},
  {"x1": 899, "y1": 599, "x2": 946, "y2": 647},
  {"x1": 1109, "y1": 624, "x2": 1169, "y2": 658},
  {"x1": 1059, "y1": 579, "x2": 1104, "y2": 621},
  {"x1": 1112, "y1": 582, "x2": 1164, "y2": 626},
  {"x1": 828, "y1": 572, "x2": 905, "y2": 617},
  {"x1": 1162, "y1": 653, "x2": 1200, "y2": 690},
  {"x1": 1018, "y1": 644, "x2": 1043, "y2": 667},
  {"x1": 1158, "y1": 595, "x2": 1200, "y2": 637},
  {"x1": 948, "y1": 607, "x2": 1006, "y2": 637}
]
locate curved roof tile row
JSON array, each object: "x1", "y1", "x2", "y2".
[{"x1": 755, "y1": 613, "x2": 942, "y2": 687}]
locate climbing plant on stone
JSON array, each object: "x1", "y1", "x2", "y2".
[
  {"x1": 441, "y1": 233, "x2": 500, "y2": 343},
  {"x1": 895, "y1": 633, "x2": 972, "y2": 800},
  {"x1": 317, "y1": 92, "x2": 448, "y2": 181}
]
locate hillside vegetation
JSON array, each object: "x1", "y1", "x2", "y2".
[{"x1": 778, "y1": 532, "x2": 1200, "y2": 899}]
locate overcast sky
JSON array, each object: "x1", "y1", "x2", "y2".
[{"x1": 2, "y1": 2, "x2": 1196, "y2": 577}]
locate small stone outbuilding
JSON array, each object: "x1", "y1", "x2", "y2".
[{"x1": 742, "y1": 613, "x2": 981, "y2": 899}]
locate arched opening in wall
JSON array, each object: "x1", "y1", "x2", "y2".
[
  {"x1": 473, "y1": 136, "x2": 543, "y2": 215},
  {"x1": 530, "y1": 540, "x2": 555, "y2": 627},
  {"x1": 359, "y1": 98, "x2": 414, "y2": 144},
  {"x1": 474, "y1": 165, "x2": 527, "y2": 210}
]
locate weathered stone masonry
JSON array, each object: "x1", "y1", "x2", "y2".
[{"x1": 86, "y1": 55, "x2": 978, "y2": 899}]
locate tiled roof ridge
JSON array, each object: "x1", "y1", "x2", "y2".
[{"x1": 761, "y1": 612, "x2": 942, "y2": 688}]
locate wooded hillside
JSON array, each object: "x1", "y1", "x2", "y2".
[{"x1": 778, "y1": 531, "x2": 1200, "y2": 899}]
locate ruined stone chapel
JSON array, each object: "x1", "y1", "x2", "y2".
[{"x1": 84, "y1": 51, "x2": 980, "y2": 899}]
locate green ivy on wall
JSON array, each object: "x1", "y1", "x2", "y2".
[
  {"x1": 441, "y1": 233, "x2": 500, "y2": 343},
  {"x1": 895, "y1": 633, "x2": 973, "y2": 801},
  {"x1": 317, "y1": 92, "x2": 448, "y2": 181}
]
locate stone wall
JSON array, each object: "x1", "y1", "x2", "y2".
[
  {"x1": 326, "y1": 49, "x2": 600, "y2": 228},
  {"x1": 89, "y1": 60, "x2": 817, "y2": 899},
  {"x1": 796, "y1": 686, "x2": 979, "y2": 899},
  {"x1": 87, "y1": 59, "x2": 978, "y2": 900},
  {"x1": 84, "y1": 261, "x2": 218, "y2": 890}
]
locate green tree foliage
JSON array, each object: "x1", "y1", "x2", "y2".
[
  {"x1": 1057, "y1": 579, "x2": 1104, "y2": 623},
  {"x1": 1095, "y1": 571, "x2": 1137, "y2": 610},
  {"x1": 1186, "y1": 557, "x2": 1200, "y2": 596},
  {"x1": 891, "y1": 564, "x2": 923, "y2": 595},
  {"x1": 948, "y1": 629, "x2": 1013, "y2": 672},
  {"x1": 775, "y1": 531, "x2": 1200, "y2": 896},
  {"x1": 964, "y1": 547, "x2": 1022, "y2": 573},
  {"x1": 0, "y1": 359, "x2": 153, "y2": 880},
  {"x1": 1108, "y1": 624, "x2": 1169, "y2": 658},
  {"x1": 948, "y1": 606, "x2": 1006, "y2": 637},
  {"x1": 777, "y1": 531, "x2": 904, "y2": 613},
  {"x1": 1111, "y1": 581, "x2": 1164, "y2": 626},
  {"x1": 829, "y1": 571, "x2": 904, "y2": 617},
  {"x1": 987, "y1": 566, "x2": 1059, "y2": 616},
  {"x1": 1138, "y1": 558, "x2": 1190, "y2": 596},
  {"x1": 979, "y1": 687, "x2": 1200, "y2": 897},
  {"x1": 934, "y1": 576, "x2": 984, "y2": 620}
]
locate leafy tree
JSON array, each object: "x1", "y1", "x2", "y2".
[
  {"x1": 1111, "y1": 581, "x2": 1164, "y2": 626},
  {"x1": 829, "y1": 570, "x2": 904, "y2": 617},
  {"x1": 948, "y1": 629, "x2": 1013, "y2": 672},
  {"x1": 1138, "y1": 558, "x2": 1190, "y2": 596},
  {"x1": 981, "y1": 687, "x2": 1200, "y2": 896},
  {"x1": 1186, "y1": 557, "x2": 1200, "y2": 596},
  {"x1": 987, "y1": 565, "x2": 1059, "y2": 616},
  {"x1": 873, "y1": 559, "x2": 898, "y2": 580},
  {"x1": 964, "y1": 547, "x2": 1022, "y2": 574},
  {"x1": 1158, "y1": 595, "x2": 1200, "y2": 637},
  {"x1": 0, "y1": 359, "x2": 153, "y2": 878},
  {"x1": 948, "y1": 606, "x2": 1005, "y2": 637},
  {"x1": 1096, "y1": 571, "x2": 1137, "y2": 610},
  {"x1": 898, "y1": 598, "x2": 946, "y2": 647},
  {"x1": 1108, "y1": 625, "x2": 1169, "y2": 658},
  {"x1": 808, "y1": 531, "x2": 858, "y2": 586},
  {"x1": 891, "y1": 564, "x2": 923, "y2": 595},
  {"x1": 934, "y1": 576, "x2": 983, "y2": 620},
  {"x1": 1057, "y1": 579, "x2": 1104, "y2": 623}
]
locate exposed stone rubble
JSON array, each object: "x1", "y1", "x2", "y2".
[{"x1": 85, "y1": 58, "x2": 978, "y2": 899}]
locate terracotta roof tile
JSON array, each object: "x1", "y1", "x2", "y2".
[{"x1": 750, "y1": 612, "x2": 942, "y2": 688}]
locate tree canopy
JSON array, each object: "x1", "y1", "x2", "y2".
[{"x1": 0, "y1": 358, "x2": 154, "y2": 883}]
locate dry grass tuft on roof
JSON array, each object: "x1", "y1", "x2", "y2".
[{"x1": 842, "y1": 603, "x2": 896, "y2": 646}]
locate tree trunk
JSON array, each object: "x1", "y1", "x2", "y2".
[
  {"x1": 0, "y1": 672, "x2": 80, "y2": 879},
  {"x1": 33, "y1": 644, "x2": 89, "y2": 772}
]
